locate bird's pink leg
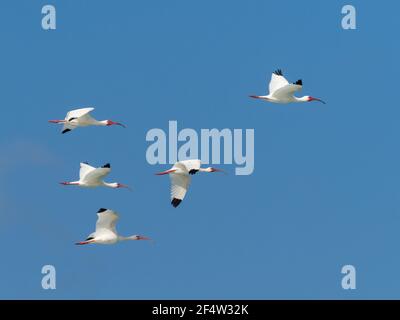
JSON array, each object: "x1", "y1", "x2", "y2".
[
  {"x1": 155, "y1": 169, "x2": 176, "y2": 175},
  {"x1": 48, "y1": 120, "x2": 66, "y2": 123},
  {"x1": 75, "y1": 240, "x2": 94, "y2": 245}
]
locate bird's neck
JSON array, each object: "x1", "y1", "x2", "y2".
[
  {"x1": 294, "y1": 96, "x2": 310, "y2": 102},
  {"x1": 199, "y1": 167, "x2": 212, "y2": 173},
  {"x1": 67, "y1": 181, "x2": 81, "y2": 185},
  {"x1": 97, "y1": 120, "x2": 109, "y2": 126},
  {"x1": 103, "y1": 182, "x2": 118, "y2": 188},
  {"x1": 118, "y1": 235, "x2": 138, "y2": 241}
]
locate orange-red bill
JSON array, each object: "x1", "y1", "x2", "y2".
[{"x1": 137, "y1": 235, "x2": 151, "y2": 240}]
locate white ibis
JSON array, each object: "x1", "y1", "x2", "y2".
[
  {"x1": 76, "y1": 208, "x2": 151, "y2": 245},
  {"x1": 249, "y1": 69, "x2": 326, "y2": 104},
  {"x1": 49, "y1": 107, "x2": 126, "y2": 134},
  {"x1": 156, "y1": 159, "x2": 223, "y2": 208},
  {"x1": 60, "y1": 162, "x2": 130, "y2": 189}
]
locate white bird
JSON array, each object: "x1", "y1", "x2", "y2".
[
  {"x1": 249, "y1": 69, "x2": 325, "y2": 104},
  {"x1": 60, "y1": 162, "x2": 130, "y2": 189},
  {"x1": 155, "y1": 159, "x2": 224, "y2": 208},
  {"x1": 49, "y1": 107, "x2": 126, "y2": 134},
  {"x1": 76, "y1": 208, "x2": 151, "y2": 245}
]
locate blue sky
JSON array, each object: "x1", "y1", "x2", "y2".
[{"x1": 1, "y1": 0, "x2": 400, "y2": 299}]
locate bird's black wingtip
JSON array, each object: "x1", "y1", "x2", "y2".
[
  {"x1": 97, "y1": 208, "x2": 108, "y2": 213},
  {"x1": 171, "y1": 198, "x2": 182, "y2": 208},
  {"x1": 62, "y1": 129, "x2": 71, "y2": 134},
  {"x1": 294, "y1": 79, "x2": 303, "y2": 86},
  {"x1": 273, "y1": 69, "x2": 283, "y2": 76},
  {"x1": 189, "y1": 169, "x2": 199, "y2": 175},
  {"x1": 102, "y1": 163, "x2": 111, "y2": 168}
]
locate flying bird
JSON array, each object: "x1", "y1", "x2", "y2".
[
  {"x1": 156, "y1": 159, "x2": 223, "y2": 208},
  {"x1": 249, "y1": 69, "x2": 326, "y2": 104},
  {"x1": 60, "y1": 162, "x2": 130, "y2": 189},
  {"x1": 49, "y1": 107, "x2": 126, "y2": 134},
  {"x1": 76, "y1": 208, "x2": 151, "y2": 245}
]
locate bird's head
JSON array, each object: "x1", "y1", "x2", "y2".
[
  {"x1": 106, "y1": 120, "x2": 126, "y2": 128},
  {"x1": 306, "y1": 96, "x2": 326, "y2": 104},
  {"x1": 111, "y1": 183, "x2": 131, "y2": 190}
]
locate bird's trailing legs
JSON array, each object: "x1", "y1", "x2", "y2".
[{"x1": 59, "y1": 181, "x2": 132, "y2": 190}]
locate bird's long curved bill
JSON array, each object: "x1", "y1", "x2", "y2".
[
  {"x1": 155, "y1": 169, "x2": 176, "y2": 175},
  {"x1": 249, "y1": 95, "x2": 261, "y2": 99},
  {"x1": 109, "y1": 121, "x2": 126, "y2": 128},
  {"x1": 212, "y1": 168, "x2": 227, "y2": 174},
  {"x1": 118, "y1": 183, "x2": 132, "y2": 191},
  {"x1": 310, "y1": 97, "x2": 326, "y2": 104},
  {"x1": 48, "y1": 120, "x2": 65, "y2": 124},
  {"x1": 138, "y1": 235, "x2": 151, "y2": 240}
]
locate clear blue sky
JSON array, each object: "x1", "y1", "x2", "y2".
[{"x1": 1, "y1": 0, "x2": 399, "y2": 299}]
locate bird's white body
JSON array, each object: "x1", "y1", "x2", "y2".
[
  {"x1": 86, "y1": 229, "x2": 119, "y2": 245},
  {"x1": 60, "y1": 162, "x2": 130, "y2": 189},
  {"x1": 76, "y1": 209, "x2": 150, "y2": 245},
  {"x1": 156, "y1": 159, "x2": 222, "y2": 208},
  {"x1": 250, "y1": 70, "x2": 325, "y2": 104},
  {"x1": 49, "y1": 107, "x2": 125, "y2": 134}
]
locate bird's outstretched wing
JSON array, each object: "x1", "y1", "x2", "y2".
[
  {"x1": 170, "y1": 173, "x2": 191, "y2": 207},
  {"x1": 61, "y1": 122, "x2": 76, "y2": 134},
  {"x1": 268, "y1": 69, "x2": 290, "y2": 95},
  {"x1": 78, "y1": 112, "x2": 97, "y2": 124},
  {"x1": 64, "y1": 107, "x2": 95, "y2": 121},
  {"x1": 82, "y1": 164, "x2": 111, "y2": 184},
  {"x1": 79, "y1": 162, "x2": 96, "y2": 180},
  {"x1": 271, "y1": 80, "x2": 303, "y2": 100},
  {"x1": 95, "y1": 208, "x2": 119, "y2": 233}
]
